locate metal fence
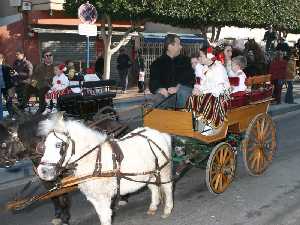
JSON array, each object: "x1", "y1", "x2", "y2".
[{"x1": 140, "y1": 38, "x2": 205, "y2": 78}]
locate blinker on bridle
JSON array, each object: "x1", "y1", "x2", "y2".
[{"x1": 40, "y1": 130, "x2": 76, "y2": 173}]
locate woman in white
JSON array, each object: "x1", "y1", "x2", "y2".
[
  {"x1": 187, "y1": 48, "x2": 231, "y2": 135},
  {"x1": 197, "y1": 49, "x2": 230, "y2": 97}
]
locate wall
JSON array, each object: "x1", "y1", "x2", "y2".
[{"x1": 0, "y1": 0, "x2": 18, "y2": 18}]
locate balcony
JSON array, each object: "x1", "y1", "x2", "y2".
[{"x1": 31, "y1": 0, "x2": 65, "y2": 11}]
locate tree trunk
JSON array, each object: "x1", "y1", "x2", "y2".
[
  {"x1": 103, "y1": 47, "x2": 112, "y2": 80},
  {"x1": 215, "y1": 26, "x2": 222, "y2": 41},
  {"x1": 210, "y1": 26, "x2": 216, "y2": 43},
  {"x1": 100, "y1": 14, "x2": 134, "y2": 80},
  {"x1": 200, "y1": 25, "x2": 208, "y2": 39}
]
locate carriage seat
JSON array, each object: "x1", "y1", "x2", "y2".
[
  {"x1": 229, "y1": 77, "x2": 249, "y2": 108},
  {"x1": 229, "y1": 74, "x2": 272, "y2": 109},
  {"x1": 246, "y1": 75, "x2": 272, "y2": 102}
]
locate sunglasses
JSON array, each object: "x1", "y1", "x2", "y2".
[{"x1": 45, "y1": 54, "x2": 52, "y2": 57}]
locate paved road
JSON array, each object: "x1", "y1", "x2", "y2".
[{"x1": 1, "y1": 110, "x2": 300, "y2": 225}]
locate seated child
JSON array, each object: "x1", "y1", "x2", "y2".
[
  {"x1": 43, "y1": 64, "x2": 69, "y2": 114},
  {"x1": 197, "y1": 49, "x2": 230, "y2": 97},
  {"x1": 230, "y1": 56, "x2": 247, "y2": 94},
  {"x1": 190, "y1": 52, "x2": 206, "y2": 96}
]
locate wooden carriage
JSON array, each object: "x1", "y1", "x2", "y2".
[{"x1": 144, "y1": 74, "x2": 276, "y2": 194}]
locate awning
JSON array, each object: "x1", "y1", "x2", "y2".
[
  {"x1": 32, "y1": 27, "x2": 139, "y2": 36},
  {"x1": 141, "y1": 32, "x2": 207, "y2": 44}
]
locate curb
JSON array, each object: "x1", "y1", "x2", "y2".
[
  {"x1": 269, "y1": 103, "x2": 300, "y2": 117},
  {"x1": 114, "y1": 95, "x2": 152, "y2": 109}
]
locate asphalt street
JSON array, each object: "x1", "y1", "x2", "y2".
[{"x1": 1, "y1": 110, "x2": 300, "y2": 225}]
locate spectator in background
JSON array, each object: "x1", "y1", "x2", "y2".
[
  {"x1": 269, "y1": 51, "x2": 288, "y2": 104},
  {"x1": 285, "y1": 48, "x2": 298, "y2": 104},
  {"x1": 24, "y1": 49, "x2": 54, "y2": 114},
  {"x1": 135, "y1": 49, "x2": 145, "y2": 93},
  {"x1": 66, "y1": 61, "x2": 77, "y2": 81},
  {"x1": 12, "y1": 49, "x2": 33, "y2": 108},
  {"x1": 263, "y1": 25, "x2": 277, "y2": 52},
  {"x1": 0, "y1": 54, "x2": 6, "y2": 120},
  {"x1": 117, "y1": 47, "x2": 131, "y2": 93},
  {"x1": 276, "y1": 38, "x2": 290, "y2": 59},
  {"x1": 95, "y1": 50, "x2": 104, "y2": 79},
  {"x1": 0, "y1": 53, "x2": 14, "y2": 119}
]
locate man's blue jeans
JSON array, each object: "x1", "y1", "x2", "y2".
[
  {"x1": 285, "y1": 80, "x2": 294, "y2": 103},
  {"x1": 151, "y1": 85, "x2": 192, "y2": 109},
  {"x1": 176, "y1": 85, "x2": 192, "y2": 108}
]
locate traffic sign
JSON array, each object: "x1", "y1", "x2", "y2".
[
  {"x1": 78, "y1": 2, "x2": 98, "y2": 24},
  {"x1": 78, "y1": 24, "x2": 97, "y2": 36}
]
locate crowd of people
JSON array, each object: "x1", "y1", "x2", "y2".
[
  {"x1": 0, "y1": 32, "x2": 299, "y2": 121},
  {"x1": 0, "y1": 48, "x2": 108, "y2": 120}
]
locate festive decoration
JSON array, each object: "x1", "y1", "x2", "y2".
[
  {"x1": 86, "y1": 67, "x2": 95, "y2": 74},
  {"x1": 58, "y1": 64, "x2": 66, "y2": 71}
]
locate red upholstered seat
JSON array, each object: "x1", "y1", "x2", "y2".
[
  {"x1": 230, "y1": 91, "x2": 249, "y2": 109},
  {"x1": 249, "y1": 85, "x2": 273, "y2": 102},
  {"x1": 229, "y1": 77, "x2": 240, "y2": 86}
]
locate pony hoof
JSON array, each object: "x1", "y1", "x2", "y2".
[
  {"x1": 51, "y1": 218, "x2": 62, "y2": 225},
  {"x1": 161, "y1": 213, "x2": 171, "y2": 219},
  {"x1": 147, "y1": 209, "x2": 157, "y2": 215}
]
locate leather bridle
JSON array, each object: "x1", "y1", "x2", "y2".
[{"x1": 39, "y1": 130, "x2": 76, "y2": 175}]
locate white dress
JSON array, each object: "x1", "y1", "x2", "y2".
[
  {"x1": 231, "y1": 70, "x2": 247, "y2": 93},
  {"x1": 199, "y1": 61, "x2": 231, "y2": 97}
]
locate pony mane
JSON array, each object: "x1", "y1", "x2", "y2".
[{"x1": 38, "y1": 114, "x2": 107, "y2": 146}]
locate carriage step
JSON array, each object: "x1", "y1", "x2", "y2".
[{"x1": 175, "y1": 163, "x2": 192, "y2": 176}]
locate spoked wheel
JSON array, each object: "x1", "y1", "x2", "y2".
[
  {"x1": 242, "y1": 113, "x2": 276, "y2": 176},
  {"x1": 206, "y1": 142, "x2": 236, "y2": 194}
]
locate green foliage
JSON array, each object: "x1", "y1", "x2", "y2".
[{"x1": 64, "y1": 0, "x2": 300, "y2": 32}]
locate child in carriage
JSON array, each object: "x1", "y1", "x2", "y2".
[
  {"x1": 43, "y1": 64, "x2": 69, "y2": 115},
  {"x1": 190, "y1": 52, "x2": 206, "y2": 96},
  {"x1": 230, "y1": 55, "x2": 247, "y2": 94},
  {"x1": 186, "y1": 47, "x2": 231, "y2": 135}
]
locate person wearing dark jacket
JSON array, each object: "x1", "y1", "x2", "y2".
[
  {"x1": 149, "y1": 34, "x2": 194, "y2": 108},
  {"x1": 12, "y1": 50, "x2": 33, "y2": 108},
  {"x1": 24, "y1": 49, "x2": 54, "y2": 114},
  {"x1": 0, "y1": 53, "x2": 14, "y2": 119},
  {"x1": 276, "y1": 38, "x2": 290, "y2": 59},
  {"x1": 117, "y1": 48, "x2": 131, "y2": 93},
  {"x1": 269, "y1": 51, "x2": 288, "y2": 104},
  {"x1": 95, "y1": 50, "x2": 104, "y2": 79}
]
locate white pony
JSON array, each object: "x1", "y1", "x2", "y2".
[{"x1": 37, "y1": 114, "x2": 173, "y2": 225}]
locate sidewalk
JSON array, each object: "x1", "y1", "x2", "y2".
[{"x1": 1, "y1": 84, "x2": 300, "y2": 190}]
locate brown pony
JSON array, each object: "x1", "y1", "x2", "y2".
[{"x1": 244, "y1": 39, "x2": 268, "y2": 76}]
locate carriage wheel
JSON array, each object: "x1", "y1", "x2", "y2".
[
  {"x1": 206, "y1": 142, "x2": 236, "y2": 194},
  {"x1": 242, "y1": 113, "x2": 276, "y2": 176},
  {"x1": 93, "y1": 106, "x2": 118, "y2": 121}
]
